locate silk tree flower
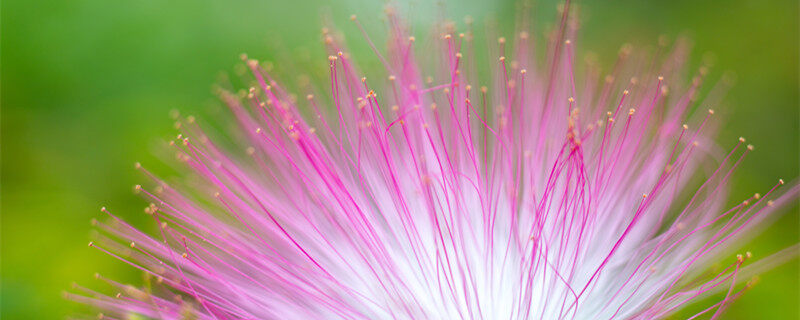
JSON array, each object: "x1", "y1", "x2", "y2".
[{"x1": 67, "y1": 4, "x2": 798, "y2": 320}]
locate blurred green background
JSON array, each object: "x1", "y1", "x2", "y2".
[{"x1": 2, "y1": 0, "x2": 797, "y2": 319}]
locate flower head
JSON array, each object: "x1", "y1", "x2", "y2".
[{"x1": 69, "y1": 4, "x2": 798, "y2": 319}]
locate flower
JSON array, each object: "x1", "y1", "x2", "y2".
[{"x1": 68, "y1": 3, "x2": 798, "y2": 319}]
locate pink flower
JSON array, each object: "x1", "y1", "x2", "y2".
[{"x1": 69, "y1": 4, "x2": 798, "y2": 320}]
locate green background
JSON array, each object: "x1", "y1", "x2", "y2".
[{"x1": 2, "y1": 0, "x2": 797, "y2": 318}]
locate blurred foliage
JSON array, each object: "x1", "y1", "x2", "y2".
[{"x1": 1, "y1": 0, "x2": 797, "y2": 319}]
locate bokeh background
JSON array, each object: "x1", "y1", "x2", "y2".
[{"x1": 2, "y1": 0, "x2": 797, "y2": 318}]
